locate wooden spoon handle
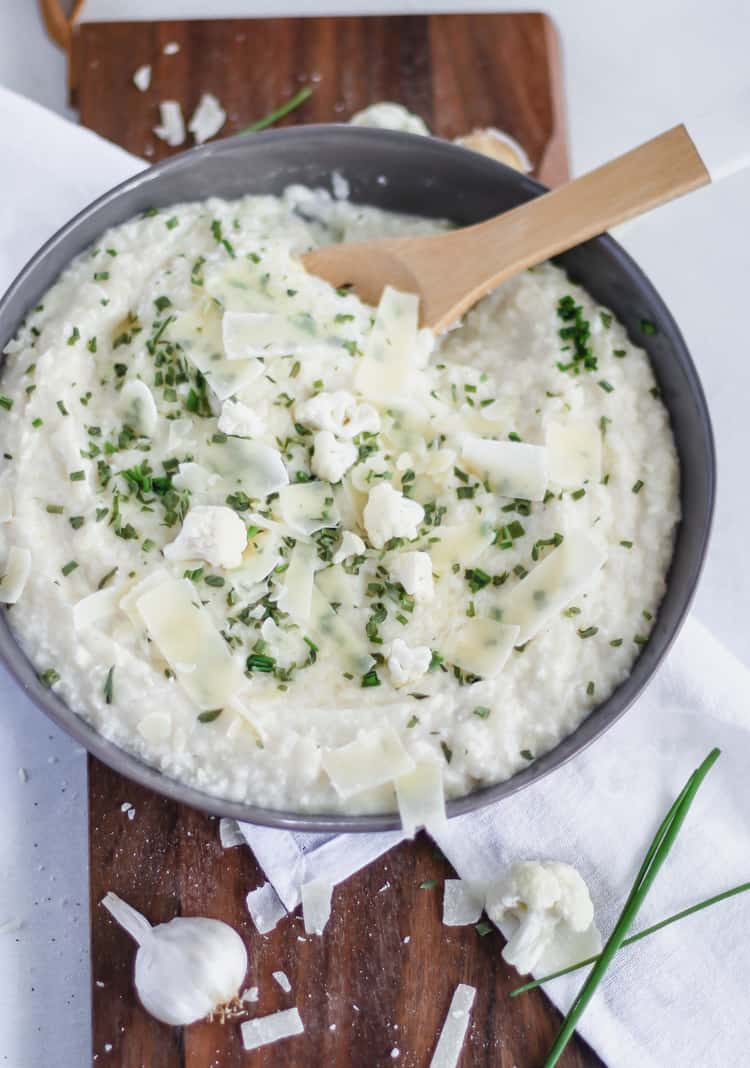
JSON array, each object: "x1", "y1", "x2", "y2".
[{"x1": 427, "y1": 125, "x2": 710, "y2": 329}]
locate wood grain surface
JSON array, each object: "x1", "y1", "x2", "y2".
[{"x1": 74, "y1": 13, "x2": 602, "y2": 1067}]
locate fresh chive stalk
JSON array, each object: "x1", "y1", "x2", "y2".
[{"x1": 239, "y1": 88, "x2": 313, "y2": 134}]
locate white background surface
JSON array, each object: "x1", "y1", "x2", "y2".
[{"x1": 0, "y1": 1, "x2": 749, "y2": 1065}]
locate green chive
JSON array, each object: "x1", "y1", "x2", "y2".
[
  {"x1": 103, "y1": 665, "x2": 115, "y2": 704},
  {"x1": 240, "y1": 87, "x2": 313, "y2": 133},
  {"x1": 632, "y1": 480, "x2": 644, "y2": 494},
  {"x1": 598, "y1": 380, "x2": 614, "y2": 393},
  {"x1": 577, "y1": 626, "x2": 598, "y2": 639},
  {"x1": 197, "y1": 708, "x2": 223, "y2": 723},
  {"x1": 39, "y1": 668, "x2": 60, "y2": 687},
  {"x1": 473, "y1": 706, "x2": 491, "y2": 719},
  {"x1": 61, "y1": 560, "x2": 78, "y2": 577},
  {"x1": 0, "y1": 395, "x2": 14, "y2": 411}
]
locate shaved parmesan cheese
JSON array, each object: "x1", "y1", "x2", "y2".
[
  {"x1": 73, "y1": 586, "x2": 122, "y2": 630},
  {"x1": 442, "y1": 880, "x2": 486, "y2": 926},
  {"x1": 189, "y1": 92, "x2": 226, "y2": 144},
  {"x1": 429, "y1": 984, "x2": 476, "y2": 1068},
  {"x1": 137, "y1": 712, "x2": 171, "y2": 744},
  {"x1": 153, "y1": 100, "x2": 185, "y2": 146},
  {"x1": 241, "y1": 986, "x2": 259, "y2": 1003},
  {"x1": 427, "y1": 521, "x2": 495, "y2": 571},
  {"x1": 119, "y1": 568, "x2": 170, "y2": 629},
  {"x1": 332, "y1": 530, "x2": 365, "y2": 564},
  {"x1": 314, "y1": 564, "x2": 364, "y2": 610},
  {"x1": 0, "y1": 546, "x2": 31, "y2": 604},
  {"x1": 136, "y1": 576, "x2": 244, "y2": 709},
  {"x1": 356, "y1": 287, "x2": 419, "y2": 402},
  {"x1": 119, "y1": 380, "x2": 158, "y2": 436},
  {"x1": 241, "y1": 1007, "x2": 304, "y2": 1052},
  {"x1": 236, "y1": 528, "x2": 282, "y2": 586},
  {"x1": 499, "y1": 532, "x2": 607, "y2": 644},
  {"x1": 275, "y1": 542, "x2": 316, "y2": 624},
  {"x1": 277, "y1": 481, "x2": 340, "y2": 536},
  {"x1": 308, "y1": 587, "x2": 374, "y2": 675},
  {"x1": 132, "y1": 65, "x2": 151, "y2": 92},
  {"x1": 219, "y1": 818, "x2": 245, "y2": 849},
  {"x1": 322, "y1": 725, "x2": 415, "y2": 799},
  {"x1": 172, "y1": 462, "x2": 221, "y2": 497},
  {"x1": 441, "y1": 618, "x2": 519, "y2": 679},
  {"x1": 395, "y1": 763, "x2": 447, "y2": 837},
  {"x1": 246, "y1": 882, "x2": 287, "y2": 934},
  {"x1": 272, "y1": 970, "x2": 291, "y2": 993},
  {"x1": 169, "y1": 307, "x2": 264, "y2": 401},
  {"x1": 301, "y1": 879, "x2": 333, "y2": 935},
  {"x1": 547, "y1": 422, "x2": 602, "y2": 486},
  {"x1": 205, "y1": 437, "x2": 289, "y2": 500},
  {"x1": 461, "y1": 435, "x2": 548, "y2": 501},
  {"x1": 0, "y1": 487, "x2": 12, "y2": 523},
  {"x1": 222, "y1": 311, "x2": 325, "y2": 360}
]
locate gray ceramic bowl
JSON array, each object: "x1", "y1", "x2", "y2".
[{"x1": 0, "y1": 126, "x2": 715, "y2": 832}]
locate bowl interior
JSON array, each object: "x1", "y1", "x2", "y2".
[{"x1": 0, "y1": 126, "x2": 715, "y2": 832}]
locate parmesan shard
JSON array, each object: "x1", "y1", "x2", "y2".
[
  {"x1": 301, "y1": 879, "x2": 333, "y2": 936},
  {"x1": 119, "y1": 379, "x2": 158, "y2": 436},
  {"x1": 169, "y1": 306, "x2": 264, "y2": 401},
  {"x1": 205, "y1": 437, "x2": 289, "y2": 500},
  {"x1": 136, "y1": 576, "x2": 244, "y2": 709},
  {"x1": 119, "y1": 568, "x2": 170, "y2": 629},
  {"x1": 132, "y1": 64, "x2": 151, "y2": 92},
  {"x1": 274, "y1": 541, "x2": 316, "y2": 624},
  {"x1": 277, "y1": 481, "x2": 340, "y2": 536},
  {"x1": 429, "y1": 984, "x2": 476, "y2": 1068},
  {"x1": 395, "y1": 763, "x2": 447, "y2": 837},
  {"x1": 308, "y1": 587, "x2": 374, "y2": 675},
  {"x1": 314, "y1": 564, "x2": 365, "y2": 610},
  {"x1": 222, "y1": 310, "x2": 325, "y2": 360},
  {"x1": 356, "y1": 286, "x2": 419, "y2": 402},
  {"x1": 442, "y1": 880, "x2": 487, "y2": 927},
  {"x1": 461, "y1": 435, "x2": 548, "y2": 501},
  {"x1": 0, "y1": 546, "x2": 31, "y2": 604},
  {"x1": 235, "y1": 527, "x2": 282, "y2": 586},
  {"x1": 322, "y1": 725, "x2": 416, "y2": 799},
  {"x1": 241, "y1": 1007, "x2": 304, "y2": 1052},
  {"x1": 73, "y1": 587, "x2": 122, "y2": 630},
  {"x1": 246, "y1": 882, "x2": 287, "y2": 934},
  {"x1": 272, "y1": 970, "x2": 292, "y2": 993},
  {"x1": 441, "y1": 618, "x2": 519, "y2": 679},
  {"x1": 426, "y1": 521, "x2": 495, "y2": 571},
  {"x1": 547, "y1": 422, "x2": 602, "y2": 486},
  {"x1": 498, "y1": 532, "x2": 607, "y2": 645}
]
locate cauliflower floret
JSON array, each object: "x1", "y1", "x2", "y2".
[
  {"x1": 363, "y1": 483, "x2": 424, "y2": 548},
  {"x1": 349, "y1": 102, "x2": 430, "y2": 137},
  {"x1": 332, "y1": 530, "x2": 366, "y2": 564},
  {"x1": 387, "y1": 638, "x2": 432, "y2": 687},
  {"x1": 311, "y1": 430, "x2": 357, "y2": 484},
  {"x1": 163, "y1": 505, "x2": 247, "y2": 570},
  {"x1": 485, "y1": 861, "x2": 601, "y2": 976},
  {"x1": 217, "y1": 399, "x2": 266, "y2": 439},
  {"x1": 295, "y1": 390, "x2": 380, "y2": 439},
  {"x1": 389, "y1": 550, "x2": 434, "y2": 602}
]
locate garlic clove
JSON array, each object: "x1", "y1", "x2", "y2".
[{"x1": 102, "y1": 892, "x2": 248, "y2": 1026}]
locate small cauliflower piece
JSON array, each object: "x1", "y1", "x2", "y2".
[
  {"x1": 389, "y1": 550, "x2": 434, "y2": 602},
  {"x1": 454, "y1": 127, "x2": 531, "y2": 172},
  {"x1": 295, "y1": 390, "x2": 380, "y2": 439},
  {"x1": 387, "y1": 638, "x2": 432, "y2": 687},
  {"x1": 311, "y1": 430, "x2": 357, "y2": 484},
  {"x1": 485, "y1": 860, "x2": 601, "y2": 976},
  {"x1": 132, "y1": 65, "x2": 152, "y2": 92},
  {"x1": 349, "y1": 102, "x2": 430, "y2": 137},
  {"x1": 188, "y1": 92, "x2": 226, "y2": 144},
  {"x1": 332, "y1": 530, "x2": 365, "y2": 564},
  {"x1": 163, "y1": 506, "x2": 248, "y2": 569},
  {"x1": 363, "y1": 483, "x2": 424, "y2": 548},
  {"x1": 153, "y1": 100, "x2": 185, "y2": 146},
  {"x1": 217, "y1": 399, "x2": 266, "y2": 439}
]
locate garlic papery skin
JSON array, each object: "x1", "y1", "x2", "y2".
[{"x1": 101, "y1": 892, "x2": 248, "y2": 1025}]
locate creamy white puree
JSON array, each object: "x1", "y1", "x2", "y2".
[{"x1": 0, "y1": 187, "x2": 679, "y2": 814}]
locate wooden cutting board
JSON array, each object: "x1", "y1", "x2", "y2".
[{"x1": 71, "y1": 13, "x2": 602, "y2": 1067}]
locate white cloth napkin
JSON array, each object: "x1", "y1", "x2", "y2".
[{"x1": 1, "y1": 85, "x2": 747, "y2": 1068}]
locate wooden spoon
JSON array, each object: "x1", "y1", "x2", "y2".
[{"x1": 303, "y1": 125, "x2": 710, "y2": 333}]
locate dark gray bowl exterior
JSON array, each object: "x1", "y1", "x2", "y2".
[{"x1": 0, "y1": 126, "x2": 715, "y2": 832}]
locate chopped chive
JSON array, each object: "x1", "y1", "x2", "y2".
[
  {"x1": 473, "y1": 706, "x2": 491, "y2": 719},
  {"x1": 577, "y1": 625, "x2": 598, "y2": 639},
  {"x1": 598, "y1": 380, "x2": 614, "y2": 393},
  {"x1": 620, "y1": 539, "x2": 633, "y2": 549},
  {"x1": 69, "y1": 516, "x2": 85, "y2": 530},
  {"x1": 571, "y1": 488, "x2": 586, "y2": 500},
  {"x1": 69, "y1": 470, "x2": 85, "y2": 482},
  {"x1": 632, "y1": 480, "x2": 644, "y2": 494},
  {"x1": 61, "y1": 560, "x2": 78, "y2": 577},
  {"x1": 0, "y1": 395, "x2": 14, "y2": 411},
  {"x1": 204, "y1": 574, "x2": 225, "y2": 587},
  {"x1": 103, "y1": 665, "x2": 115, "y2": 704},
  {"x1": 239, "y1": 87, "x2": 313, "y2": 134},
  {"x1": 39, "y1": 668, "x2": 60, "y2": 687},
  {"x1": 586, "y1": 681, "x2": 595, "y2": 696},
  {"x1": 46, "y1": 504, "x2": 64, "y2": 515},
  {"x1": 640, "y1": 319, "x2": 657, "y2": 335},
  {"x1": 361, "y1": 668, "x2": 381, "y2": 688},
  {"x1": 197, "y1": 708, "x2": 223, "y2": 723},
  {"x1": 441, "y1": 741, "x2": 453, "y2": 763}
]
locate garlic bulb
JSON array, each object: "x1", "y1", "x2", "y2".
[{"x1": 101, "y1": 892, "x2": 248, "y2": 1025}]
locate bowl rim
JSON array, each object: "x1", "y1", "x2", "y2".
[{"x1": 0, "y1": 124, "x2": 716, "y2": 833}]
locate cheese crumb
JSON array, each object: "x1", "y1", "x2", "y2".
[
  {"x1": 164, "y1": 505, "x2": 247, "y2": 569},
  {"x1": 163, "y1": 41, "x2": 180, "y2": 55},
  {"x1": 153, "y1": 100, "x2": 185, "y2": 146},
  {"x1": 387, "y1": 638, "x2": 432, "y2": 687},
  {"x1": 311, "y1": 430, "x2": 357, "y2": 484},
  {"x1": 132, "y1": 65, "x2": 151, "y2": 92},
  {"x1": 273, "y1": 970, "x2": 292, "y2": 993},
  {"x1": 388, "y1": 550, "x2": 434, "y2": 602},
  {"x1": 241, "y1": 1007, "x2": 304, "y2": 1052},
  {"x1": 364, "y1": 483, "x2": 424, "y2": 548}
]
